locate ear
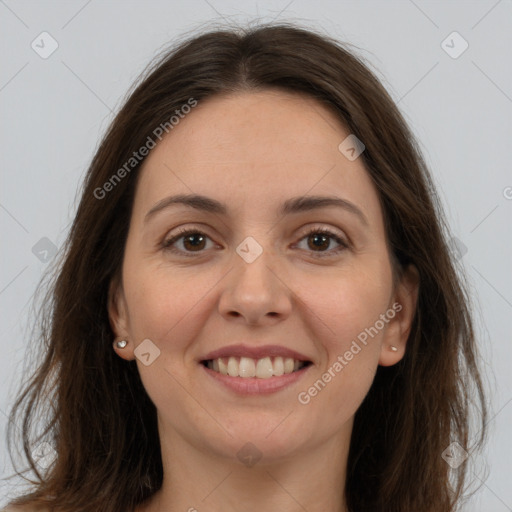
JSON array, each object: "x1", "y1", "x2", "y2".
[
  {"x1": 108, "y1": 276, "x2": 135, "y2": 361},
  {"x1": 379, "y1": 264, "x2": 420, "y2": 366}
]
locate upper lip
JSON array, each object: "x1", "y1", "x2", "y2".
[{"x1": 200, "y1": 344, "x2": 311, "y2": 362}]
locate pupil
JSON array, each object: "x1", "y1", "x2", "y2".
[
  {"x1": 309, "y1": 233, "x2": 328, "y2": 251},
  {"x1": 185, "y1": 234, "x2": 205, "y2": 250}
]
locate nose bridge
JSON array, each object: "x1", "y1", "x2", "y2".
[
  {"x1": 218, "y1": 234, "x2": 292, "y2": 323},
  {"x1": 233, "y1": 235, "x2": 279, "y2": 299}
]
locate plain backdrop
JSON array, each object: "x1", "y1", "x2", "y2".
[{"x1": 1, "y1": 0, "x2": 511, "y2": 509}]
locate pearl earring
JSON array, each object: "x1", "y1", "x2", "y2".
[
  {"x1": 115, "y1": 340, "x2": 128, "y2": 349},
  {"x1": 390, "y1": 345, "x2": 398, "y2": 352}
]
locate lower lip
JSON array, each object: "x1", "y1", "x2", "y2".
[{"x1": 201, "y1": 364, "x2": 311, "y2": 395}]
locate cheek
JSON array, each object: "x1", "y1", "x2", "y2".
[
  {"x1": 122, "y1": 261, "x2": 244, "y2": 385},
  {"x1": 121, "y1": 262, "x2": 212, "y2": 345},
  {"x1": 294, "y1": 259, "x2": 391, "y2": 411},
  {"x1": 300, "y1": 258, "x2": 393, "y2": 352},
  {"x1": 121, "y1": 264, "x2": 216, "y2": 408}
]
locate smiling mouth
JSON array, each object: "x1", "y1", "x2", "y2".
[{"x1": 201, "y1": 356, "x2": 312, "y2": 379}]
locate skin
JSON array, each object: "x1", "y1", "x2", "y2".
[{"x1": 109, "y1": 90, "x2": 419, "y2": 512}]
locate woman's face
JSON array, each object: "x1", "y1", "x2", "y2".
[{"x1": 110, "y1": 90, "x2": 418, "y2": 464}]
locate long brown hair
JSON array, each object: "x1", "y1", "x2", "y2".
[{"x1": 4, "y1": 23, "x2": 487, "y2": 512}]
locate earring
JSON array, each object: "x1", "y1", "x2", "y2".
[
  {"x1": 115, "y1": 340, "x2": 128, "y2": 349},
  {"x1": 389, "y1": 345, "x2": 398, "y2": 352}
]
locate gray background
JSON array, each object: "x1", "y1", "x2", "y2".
[{"x1": 1, "y1": 0, "x2": 511, "y2": 509}]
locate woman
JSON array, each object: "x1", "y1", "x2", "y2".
[{"x1": 3, "y1": 23, "x2": 487, "y2": 512}]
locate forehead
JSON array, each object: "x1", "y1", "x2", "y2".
[
  {"x1": 147, "y1": 90, "x2": 346, "y2": 167},
  {"x1": 133, "y1": 90, "x2": 382, "y2": 225}
]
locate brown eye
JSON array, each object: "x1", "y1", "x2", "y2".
[
  {"x1": 163, "y1": 229, "x2": 215, "y2": 256},
  {"x1": 296, "y1": 228, "x2": 348, "y2": 257},
  {"x1": 307, "y1": 232, "x2": 331, "y2": 251},
  {"x1": 182, "y1": 233, "x2": 206, "y2": 251}
]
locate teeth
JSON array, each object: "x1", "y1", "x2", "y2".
[
  {"x1": 206, "y1": 356, "x2": 306, "y2": 378},
  {"x1": 239, "y1": 357, "x2": 256, "y2": 377},
  {"x1": 218, "y1": 358, "x2": 228, "y2": 375},
  {"x1": 227, "y1": 357, "x2": 238, "y2": 376},
  {"x1": 284, "y1": 357, "x2": 294, "y2": 374},
  {"x1": 273, "y1": 356, "x2": 284, "y2": 376},
  {"x1": 255, "y1": 357, "x2": 273, "y2": 379}
]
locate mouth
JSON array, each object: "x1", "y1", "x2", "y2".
[
  {"x1": 198, "y1": 344, "x2": 313, "y2": 395},
  {"x1": 201, "y1": 356, "x2": 312, "y2": 378}
]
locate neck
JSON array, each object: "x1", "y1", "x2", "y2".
[{"x1": 138, "y1": 420, "x2": 352, "y2": 512}]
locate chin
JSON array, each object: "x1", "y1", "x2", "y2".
[{"x1": 208, "y1": 414, "x2": 315, "y2": 465}]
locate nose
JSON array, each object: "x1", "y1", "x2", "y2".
[{"x1": 218, "y1": 245, "x2": 293, "y2": 326}]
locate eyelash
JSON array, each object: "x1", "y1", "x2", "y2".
[{"x1": 162, "y1": 226, "x2": 349, "y2": 259}]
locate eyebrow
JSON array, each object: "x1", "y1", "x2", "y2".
[{"x1": 144, "y1": 193, "x2": 369, "y2": 226}]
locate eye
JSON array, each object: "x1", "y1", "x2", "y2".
[
  {"x1": 162, "y1": 228, "x2": 216, "y2": 256},
  {"x1": 294, "y1": 227, "x2": 349, "y2": 257},
  {"x1": 162, "y1": 226, "x2": 349, "y2": 258}
]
